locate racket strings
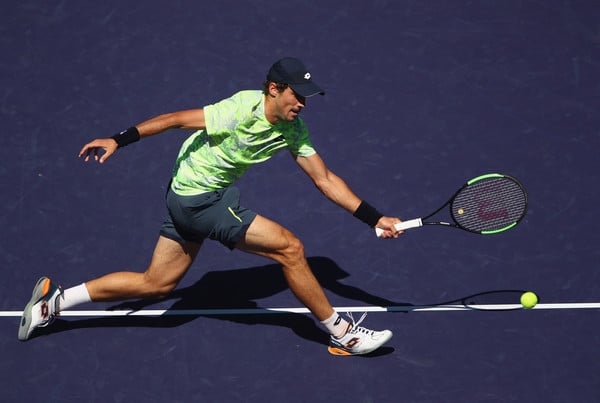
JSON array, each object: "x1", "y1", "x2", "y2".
[{"x1": 451, "y1": 177, "x2": 527, "y2": 233}]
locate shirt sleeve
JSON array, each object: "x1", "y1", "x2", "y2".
[
  {"x1": 205, "y1": 90, "x2": 263, "y2": 136},
  {"x1": 203, "y1": 95, "x2": 240, "y2": 136},
  {"x1": 284, "y1": 118, "x2": 316, "y2": 157}
]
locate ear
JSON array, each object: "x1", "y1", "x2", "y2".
[{"x1": 268, "y1": 82, "x2": 280, "y2": 97}]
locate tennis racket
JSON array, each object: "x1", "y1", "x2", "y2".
[{"x1": 376, "y1": 173, "x2": 528, "y2": 236}]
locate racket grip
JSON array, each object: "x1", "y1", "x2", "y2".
[{"x1": 375, "y1": 218, "x2": 423, "y2": 237}]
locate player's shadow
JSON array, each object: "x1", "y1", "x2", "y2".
[{"x1": 38, "y1": 256, "x2": 409, "y2": 352}]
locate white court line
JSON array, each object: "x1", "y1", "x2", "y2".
[{"x1": 0, "y1": 302, "x2": 598, "y2": 317}]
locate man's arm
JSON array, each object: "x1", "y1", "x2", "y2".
[
  {"x1": 295, "y1": 153, "x2": 402, "y2": 237},
  {"x1": 136, "y1": 108, "x2": 207, "y2": 135},
  {"x1": 79, "y1": 109, "x2": 206, "y2": 163}
]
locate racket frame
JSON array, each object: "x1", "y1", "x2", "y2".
[{"x1": 375, "y1": 173, "x2": 527, "y2": 236}]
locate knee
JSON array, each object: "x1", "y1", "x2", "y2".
[
  {"x1": 152, "y1": 285, "x2": 176, "y2": 300},
  {"x1": 279, "y1": 232, "x2": 306, "y2": 263},
  {"x1": 142, "y1": 274, "x2": 177, "y2": 299}
]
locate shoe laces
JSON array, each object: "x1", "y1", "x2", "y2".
[{"x1": 345, "y1": 312, "x2": 373, "y2": 335}]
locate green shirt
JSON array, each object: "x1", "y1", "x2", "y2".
[{"x1": 171, "y1": 90, "x2": 316, "y2": 195}]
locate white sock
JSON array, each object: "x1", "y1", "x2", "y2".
[
  {"x1": 320, "y1": 312, "x2": 350, "y2": 338},
  {"x1": 58, "y1": 283, "x2": 92, "y2": 311}
]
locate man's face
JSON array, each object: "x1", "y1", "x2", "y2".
[{"x1": 271, "y1": 86, "x2": 306, "y2": 122}]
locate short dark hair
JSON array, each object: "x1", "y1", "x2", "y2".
[{"x1": 262, "y1": 81, "x2": 289, "y2": 95}]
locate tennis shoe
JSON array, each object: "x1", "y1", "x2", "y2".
[
  {"x1": 18, "y1": 277, "x2": 63, "y2": 341},
  {"x1": 328, "y1": 312, "x2": 392, "y2": 356}
]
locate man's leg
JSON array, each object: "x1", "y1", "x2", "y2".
[
  {"x1": 235, "y1": 215, "x2": 335, "y2": 321},
  {"x1": 18, "y1": 236, "x2": 200, "y2": 341},
  {"x1": 235, "y1": 214, "x2": 393, "y2": 355},
  {"x1": 85, "y1": 235, "x2": 202, "y2": 301}
]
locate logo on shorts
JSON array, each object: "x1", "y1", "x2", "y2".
[{"x1": 228, "y1": 207, "x2": 243, "y2": 223}]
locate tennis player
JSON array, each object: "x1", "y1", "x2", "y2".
[{"x1": 18, "y1": 57, "x2": 401, "y2": 356}]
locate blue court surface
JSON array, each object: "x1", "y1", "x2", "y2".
[{"x1": 1, "y1": 1, "x2": 599, "y2": 402}]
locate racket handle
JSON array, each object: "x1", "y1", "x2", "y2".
[{"x1": 375, "y1": 218, "x2": 423, "y2": 237}]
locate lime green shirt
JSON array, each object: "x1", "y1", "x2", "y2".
[{"x1": 171, "y1": 90, "x2": 316, "y2": 195}]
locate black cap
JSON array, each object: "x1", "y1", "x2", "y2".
[{"x1": 266, "y1": 57, "x2": 325, "y2": 97}]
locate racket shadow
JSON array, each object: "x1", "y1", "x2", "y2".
[
  {"x1": 34, "y1": 256, "x2": 410, "y2": 348},
  {"x1": 386, "y1": 290, "x2": 528, "y2": 312}
]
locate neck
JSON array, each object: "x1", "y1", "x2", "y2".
[{"x1": 263, "y1": 94, "x2": 279, "y2": 124}]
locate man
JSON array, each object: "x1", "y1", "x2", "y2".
[{"x1": 18, "y1": 57, "x2": 402, "y2": 356}]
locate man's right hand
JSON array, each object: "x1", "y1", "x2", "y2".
[{"x1": 78, "y1": 138, "x2": 118, "y2": 164}]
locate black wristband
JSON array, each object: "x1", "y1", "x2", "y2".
[
  {"x1": 111, "y1": 126, "x2": 140, "y2": 148},
  {"x1": 353, "y1": 201, "x2": 383, "y2": 227}
]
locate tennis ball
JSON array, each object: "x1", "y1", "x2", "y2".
[{"x1": 520, "y1": 291, "x2": 538, "y2": 309}]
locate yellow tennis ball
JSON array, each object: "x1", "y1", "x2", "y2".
[{"x1": 520, "y1": 291, "x2": 538, "y2": 309}]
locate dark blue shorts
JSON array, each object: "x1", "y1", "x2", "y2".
[{"x1": 159, "y1": 186, "x2": 257, "y2": 250}]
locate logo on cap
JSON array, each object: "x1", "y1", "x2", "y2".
[{"x1": 267, "y1": 57, "x2": 325, "y2": 97}]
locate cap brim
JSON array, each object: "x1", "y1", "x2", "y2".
[{"x1": 289, "y1": 82, "x2": 325, "y2": 97}]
